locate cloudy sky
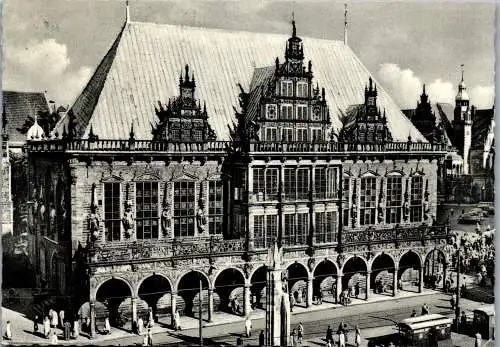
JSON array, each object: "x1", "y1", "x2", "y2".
[{"x1": 2, "y1": 0, "x2": 495, "y2": 109}]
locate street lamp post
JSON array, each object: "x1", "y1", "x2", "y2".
[{"x1": 455, "y1": 243, "x2": 461, "y2": 333}]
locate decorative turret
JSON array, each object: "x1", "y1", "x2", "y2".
[
  {"x1": 26, "y1": 114, "x2": 45, "y2": 141},
  {"x1": 285, "y1": 17, "x2": 304, "y2": 62}
]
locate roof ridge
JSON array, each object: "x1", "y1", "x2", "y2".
[{"x1": 127, "y1": 20, "x2": 345, "y2": 45}]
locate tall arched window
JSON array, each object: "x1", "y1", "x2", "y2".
[
  {"x1": 386, "y1": 174, "x2": 403, "y2": 224},
  {"x1": 410, "y1": 175, "x2": 424, "y2": 222},
  {"x1": 360, "y1": 176, "x2": 377, "y2": 225}
]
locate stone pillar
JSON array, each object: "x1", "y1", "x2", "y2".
[
  {"x1": 170, "y1": 291, "x2": 177, "y2": 327},
  {"x1": 443, "y1": 264, "x2": 448, "y2": 291},
  {"x1": 336, "y1": 275, "x2": 343, "y2": 304},
  {"x1": 418, "y1": 267, "x2": 424, "y2": 293},
  {"x1": 243, "y1": 284, "x2": 252, "y2": 316},
  {"x1": 208, "y1": 288, "x2": 214, "y2": 322},
  {"x1": 131, "y1": 296, "x2": 138, "y2": 325},
  {"x1": 365, "y1": 272, "x2": 371, "y2": 300},
  {"x1": 393, "y1": 267, "x2": 399, "y2": 297},
  {"x1": 306, "y1": 275, "x2": 313, "y2": 308},
  {"x1": 90, "y1": 300, "x2": 96, "y2": 339}
]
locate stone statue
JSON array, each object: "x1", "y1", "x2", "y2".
[
  {"x1": 377, "y1": 199, "x2": 385, "y2": 223},
  {"x1": 88, "y1": 205, "x2": 101, "y2": 243},
  {"x1": 272, "y1": 238, "x2": 281, "y2": 269},
  {"x1": 122, "y1": 200, "x2": 135, "y2": 238},
  {"x1": 196, "y1": 198, "x2": 207, "y2": 234},
  {"x1": 351, "y1": 202, "x2": 357, "y2": 225},
  {"x1": 403, "y1": 200, "x2": 410, "y2": 221},
  {"x1": 161, "y1": 202, "x2": 172, "y2": 237}
]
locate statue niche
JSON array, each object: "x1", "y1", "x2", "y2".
[
  {"x1": 196, "y1": 198, "x2": 208, "y2": 234},
  {"x1": 123, "y1": 200, "x2": 135, "y2": 238},
  {"x1": 161, "y1": 202, "x2": 172, "y2": 238}
]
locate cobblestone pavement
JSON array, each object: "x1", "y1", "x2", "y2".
[{"x1": 2, "y1": 290, "x2": 489, "y2": 346}]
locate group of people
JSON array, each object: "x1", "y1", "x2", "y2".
[
  {"x1": 323, "y1": 322, "x2": 361, "y2": 347},
  {"x1": 133, "y1": 308, "x2": 156, "y2": 335}
]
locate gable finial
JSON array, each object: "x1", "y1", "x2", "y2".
[
  {"x1": 460, "y1": 64, "x2": 464, "y2": 82},
  {"x1": 185, "y1": 64, "x2": 190, "y2": 82},
  {"x1": 125, "y1": 0, "x2": 130, "y2": 24},
  {"x1": 291, "y1": 12, "x2": 296, "y2": 37}
]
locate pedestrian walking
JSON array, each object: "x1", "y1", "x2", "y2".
[
  {"x1": 338, "y1": 329, "x2": 346, "y2": 347},
  {"x1": 173, "y1": 310, "x2": 181, "y2": 331},
  {"x1": 147, "y1": 328, "x2": 153, "y2": 346},
  {"x1": 245, "y1": 316, "x2": 252, "y2": 337},
  {"x1": 354, "y1": 283, "x2": 360, "y2": 298},
  {"x1": 104, "y1": 317, "x2": 111, "y2": 334},
  {"x1": 298, "y1": 322, "x2": 304, "y2": 344},
  {"x1": 44, "y1": 316, "x2": 51, "y2": 338},
  {"x1": 326, "y1": 325, "x2": 333, "y2": 343},
  {"x1": 4, "y1": 321, "x2": 12, "y2": 340},
  {"x1": 317, "y1": 290, "x2": 323, "y2": 304},
  {"x1": 138, "y1": 317, "x2": 144, "y2": 335},
  {"x1": 143, "y1": 333, "x2": 149, "y2": 346},
  {"x1": 355, "y1": 325, "x2": 361, "y2": 347},
  {"x1": 33, "y1": 315, "x2": 39, "y2": 334},
  {"x1": 59, "y1": 310, "x2": 65, "y2": 328},
  {"x1": 51, "y1": 309, "x2": 58, "y2": 329},
  {"x1": 450, "y1": 294, "x2": 456, "y2": 310},
  {"x1": 73, "y1": 319, "x2": 80, "y2": 339},
  {"x1": 291, "y1": 328, "x2": 297, "y2": 346},
  {"x1": 475, "y1": 332, "x2": 482, "y2": 347},
  {"x1": 325, "y1": 339, "x2": 332, "y2": 347},
  {"x1": 50, "y1": 330, "x2": 58, "y2": 345},
  {"x1": 259, "y1": 330, "x2": 265, "y2": 347},
  {"x1": 411, "y1": 309, "x2": 417, "y2": 317},
  {"x1": 63, "y1": 320, "x2": 71, "y2": 340},
  {"x1": 147, "y1": 308, "x2": 154, "y2": 328},
  {"x1": 290, "y1": 293, "x2": 296, "y2": 312},
  {"x1": 421, "y1": 303, "x2": 429, "y2": 315}
]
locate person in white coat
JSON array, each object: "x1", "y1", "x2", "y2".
[
  {"x1": 245, "y1": 316, "x2": 252, "y2": 337},
  {"x1": 104, "y1": 317, "x2": 111, "y2": 334},
  {"x1": 59, "y1": 310, "x2": 65, "y2": 328},
  {"x1": 137, "y1": 317, "x2": 144, "y2": 335},
  {"x1": 355, "y1": 326, "x2": 361, "y2": 347},
  {"x1": 73, "y1": 319, "x2": 80, "y2": 339},
  {"x1": 43, "y1": 316, "x2": 51, "y2": 338},
  {"x1": 50, "y1": 330, "x2": 58, "y2": 345},
  {"x1": 174, "y1": 310, "x2": 181, "y2": 331},
  {"x1": 148, "y1": 308, "x2": 155, "y2": 328},
  {"x1": 51, "y1": 310, "x2": 59, "y2": 329},
  {"x1": 338, "y1": 330, "x2": 346, "y2": 347},
  {"x1": 4, "y1": 321, "x2": 12, "y2": 340}
]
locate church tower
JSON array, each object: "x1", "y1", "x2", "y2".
[{"x1": 453, "y1": 65, "x2": 472, "y2": 174}]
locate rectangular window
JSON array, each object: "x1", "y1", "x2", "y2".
[
  {"x1": 311, "y1": 128, "x2": 322, "y2": 141},
  {"x1": 253, "y1": 168, "x2": 265, "y2": 200},
  {"x1": 410, "y1": 176, "x2": 423, "y2": 222},
  {"x1": 281, "y1": 104, "x2": 293, "y2": 120},
  {"x1": 266, "y1": 215, "x2": 278, "y2": 247},
  {"x1": 296, "y1": 213, "x2": 309, "y2": 245},
  {"x1": 104, "y1": 183, "x2": 121, "y2": 242},
  {"x1": 283, "y1": 214, "x2": 296, "y2": 246},
  {"x1": 315, "y1": 167, "x2": 327, "y2": 199},
  {"x1": 297, "y1": 82, "x2": 308, "y2": 98},
  {"x1": 254, "y1": 215, "x2": 265, "y2": 249},
  {"x1": 208, "y1": 181, "x2": 223, "y2": 235},
  {"x1": 360, "y1": 177, "x2": 377, "y2": 225},
  {"x1": 281, "y1": 81, "x2": 293, "y2": 97},
  {"x1": 297, "y1": 128, "x2": 308, "y2": 142},
  {"x1": 315, "y1": 211, "x2": 337, "y2": 244},
  {"x1": 297, "y1": 105, "x2": 308, "y2": 120},
  {"x1": 136, "y1": 182, "x2": 159, "y2": 240},
  {"x1": 326, "y1": 168, "x2": 338, "y2": 198},
  {"x1": 296, "y1": 168, "x2": 309, "y2": 199},
  {"x1": 284, "y1": 168, "x2": 296, "y2": 200},
  {"x1": 282, "y1": 128, "x2": 294, "y2": 142},
  {"x1": 265, "y1": 168, "x2": 279, "y2": 200},
  {"x1": 266, "y1": 127, "x2": 278, "y2": 141},
  {"x1": 173, "y1": 181, "x2": 196, "y2": 237},
  {"x1": 193, "y1": 129, "x2": 203, "y2": 141},
  {"x1": 386, "y1": 176, "x2": 403, "y2": 224}
]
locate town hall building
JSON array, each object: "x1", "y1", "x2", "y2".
[{"x1": 26, "y1": 11, "x2": 451, "y2": 337}]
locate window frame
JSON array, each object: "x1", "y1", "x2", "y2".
[
  {"x1": 297, "y1": 128, "x2": 308, "y2": 142},
  {"x1": 296, "y1": 168, "x2": 309, "y2": 200},
  {"x1": 386, "y1": 175, "x2": 403, "y2": 224},
  {"x1": 311, "y1": 127, "x2": 322, "y2": 141},
  {"x1": 360, "y1": 176, "x2": 377, "y2": 226},
  {"x1": 410, "y1": 175, "x2": 424, "y2": 223},
  {"x1": 296, "y1": 82, "x2": 308, "y2": 98},
  {"x1": 296, "y1": 104, "x2": 308, "y2": 120},
  {"x1": 281, "y1": 80, "x2": 293, "y2": 97},
  {"x1": 265, "y1": 127, "x2": 278, "y2": 141},
  {"x1": 135, "y1": 181, "x2": 160, "y2": 240},
  {"x1": 280, "y1": 104, "x2": 293, "y2": 120},
  {"x1": 282, "y1": 127, "x2": 294, "y2": 142},
  {"x1": 173, "y1": 181, "x2": 196, "y2": 237},
  {"x1": 208, "y1": 180, "x2": 224, "y2": 235},
  {"x1": 103, "y1": 182, "x2": 122, "y2": 242}
]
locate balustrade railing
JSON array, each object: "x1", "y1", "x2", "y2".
[
  {"x1": 340, "y1": 224, "x2": 449, "y2": 246},
  {"x1": 87, "y1": 236, "x2": 245, "y2": 264},
  {"x1": 28, "y1": 139, "x2": 450, "y2": 154}
]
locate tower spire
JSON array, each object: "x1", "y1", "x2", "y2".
[
  {"x1": 460, "y1": 64, "x2": 464, "y2": 82},
  {"x1": 125, "y1": 0, "x2": 130, "y2": 24},
  {"x1": 344, "y1": 2, "x2": 348, "y2": 45},
  {"x1": 291, "y1": 12, "x2": 296, "y2": 38}
]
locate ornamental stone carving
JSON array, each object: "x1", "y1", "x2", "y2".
[
  {"x1": 88, "y1": 205, "x2": 101, "y2": 244},
  {"x1": 243, "y1": 262, "x2": 253, "y2": 279},
  {"x1": 161, "y1": 202, "x2": 172, "y2": 238},
  {"x1": 196, "y1": 198, "x2": 208, "y2": 234},
  {"x1": 337, "y1": 253, "x2": 346, "y2": 268},
  {"x1": 122, "y1": 200, "x2": 135, "y2": 238},
  {"x1": 307, "y1": 258, "x2": 315, "y2": 272}
]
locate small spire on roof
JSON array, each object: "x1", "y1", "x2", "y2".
[
  {"x1": 461, "y1": 64, "x2": 464, "y2": 82},
  {"x1": 185, "y1": 64, "x2": 190, "y2": 82},
  {"x1": 344, "y1": 2, "x2": 348, "y2": 45},
  {"x1": 291, "y1": 12, "x2": 296, "y2": 38},
  {"x1": 125, "y1": 0, "x2": 130, "y2": 24}
]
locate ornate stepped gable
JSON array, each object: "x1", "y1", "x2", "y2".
[
  {"x1": 152, "y1": 65, "x2": 216, "y2": 143},
  {"x1": 339, "y1": 77, "x2": 392, "y2": 144},
  {"x1": 238, "y1": 20, "x2": 330, "y2": 143},
  {"x1": 410, "y1": 85, "x2": 446, "y2": 144}
]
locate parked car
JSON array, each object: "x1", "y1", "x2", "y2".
[
  {"x1": 458, "y1": 213, "x2": 483, "y2": 224},
  {"x1": 477, "y1": 202, "x2": 495, "y2": 215}
]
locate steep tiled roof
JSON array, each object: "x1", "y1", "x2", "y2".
[
  {"x1": 246, "y1": 66, "x2": 275, "y2": 122},
  {"x1": 58, "y1": 21, "x2": 426, "y2": 142},
  {"x1": 2, "y1": 90, "x2": 49, "y2": 143}
]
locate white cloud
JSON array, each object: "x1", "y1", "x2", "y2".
[
  {"x1": 377, "y1": 63, "x2": 422, "y2": 109},
  {"x1": 427, "y1": 79, "x2": 455, "y2": 105},
  {"x1": 3, "y1": 38, "x2": 92, "y2": 105},
  {"x1": 377, "y1": 63, "x2": 494, "y2": 109},
  {"x1": 470, "y1": 85, "x2": 495, "y2": 109}
]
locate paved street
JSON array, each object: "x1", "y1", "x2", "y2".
[{"x1": 3, "y1": 290, "x2": 488, "y2": 346}]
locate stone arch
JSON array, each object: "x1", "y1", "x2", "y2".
[
  {"x1": 398, "y1": 250, "x2": 422, "y2": 293},
  {"x1": 370, "y1": 253, "x2": 395, "y2": 296},
  {"x1": 95, "y1": 277, "x2": 134, "y2": 329},
  {"x1": 341, "y1": 256, "x2": 368, "y2": 299},
  {"x1": 313, "y1": 259, "x2": 338, "y2": 304},
  {"x1": 286, "y1": 262, "x2": 309, "y2": 308},
  {"x1": 176, "y1": 270, "x2": 210, "y2": 319},
  {"x1": 424, "y1": 249, "x2": 447, "y2": 290},
  {"x1": 214, "y1": 267, "x2": 245, "y2": 315},
  {"x1": 250, "y1": 265, "x2": 267, "y2": 311},
  {"x1": 137, "y1": 274, "x2": 173, "y2": 325}
]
